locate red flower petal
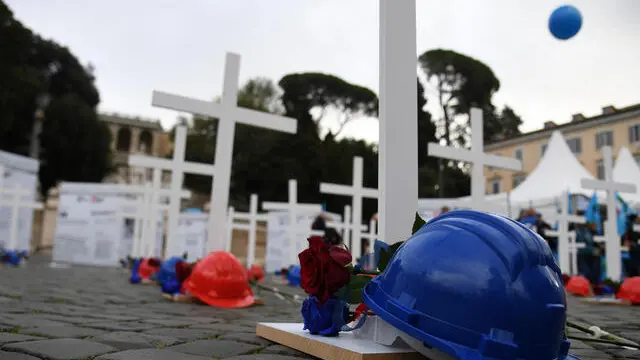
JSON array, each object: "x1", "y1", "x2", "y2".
[{"x1": 329, "y1": 246, "x2": 352, "y2": 267}]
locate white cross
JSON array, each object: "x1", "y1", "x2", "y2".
[
  {"x1": 581, "y1": 146, "x2": 637, "y2": 281},
  {"x1": 128, "y1": 125, "x2": 215, "y2": 258},
  {"x1": 263, "y1": 179, "x2": 323, "y2": 266},
  {"x1": 320, "y1": 156, "x2": 378, "y2": 259},
  {"x1": 151, "y1": 52, "x2": 298, "y2": 253},
  {"x1": 130, "y1": 182, "x2": 191, "y2": 258},
  {"x1": 0, "y1": 184, "x2": 43, "y2": 251},
  {"x1": 544, "y1": 190, "x2": 585, "y2": 274},
  {"x1": 545, "y1": 230, "x2": 584, "y2": 275},
  {"x1": 325, "y1": 204, "x2": 368, "y2": 262},
  {"x1": 428, "y1": 108, "x2": 523, "y2": 212},
  {"x1": 360, "y1": 219, "x2": 379, "y2": 270},
  {"x1": 231, "y1": 194, "x2": 268, "y2": 267},
  {"x1": 377, "y1": 0, "x2": 419, "y2": 245}
]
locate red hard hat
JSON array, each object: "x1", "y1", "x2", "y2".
[
  {"x1": 247, "y1": 264, "x2": 265, "y2": 282},
  {"x1": 184, "y1": 251, "x2": 255, "y2": 308},
  {"x1": 616, "y1": 276, "x2": 640, "y2": 304},
  {"x1": 138, "y1": 258, "x2": 160, "y2": 280},
  {"x1": 565, "y1": 275, "x2": 592, "y2": 297}
]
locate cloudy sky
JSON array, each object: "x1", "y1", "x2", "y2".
[{"x1": 6, "y1": 0, "x2": 640, "y2": 143}]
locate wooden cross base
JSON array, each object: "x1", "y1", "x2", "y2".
[
  {"x1": 161, "y1": 293, "x2": 266, "y2": 306},
  {"x1": 256, "y1": 323, "x2": 424, "y2": 360},
  {"x1": 580, "y1": 297, "x2": 634, "y2": 306},
  {"x1": 161, "y1": 293, "x2": 195, "y2": 303}
]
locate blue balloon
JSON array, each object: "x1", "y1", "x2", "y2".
[{"x1": 549, "y1": 5, "x2": 582, "y2": 40}]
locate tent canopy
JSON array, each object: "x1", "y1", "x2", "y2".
[
  {"x1": 613, "y1": 147, "x2": 640, "y2": 204},
  {"x1": 508, "y1": 131, "x2": 601, "y2": 203}
]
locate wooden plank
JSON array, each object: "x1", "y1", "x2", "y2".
[
  {"x1": 256, "y1": 322, "x2": 424, "y2": 360},
  {"x1": 580, "y1": 297, "x2": 633, "y2": 306}
]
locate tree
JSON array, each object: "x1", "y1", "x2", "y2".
[
  {"x1": 418, "y1": 49, "x2": 500, "y2": 147},
  {"x1": 484, "y1": 105, "x2": 523, "y2": 143},
  {"x1": 278, "y1": 73, "x2": 378, "y2": 138},
  {"x1": 0, "y1": 1, "x2": 112, "y2": 197},
  {"x1": 417, "y1": 78, "x2": 439, "y2": 198}
]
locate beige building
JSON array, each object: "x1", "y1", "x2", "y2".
[
  {"x1": 484, "y1": 103, "x2": 640, "y2": 194},
  {"x1": 100, "y1": 113, "x2": 172, "y2": 184}
]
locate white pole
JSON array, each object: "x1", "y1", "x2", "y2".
[
  {"x1": 8, "y1": 184, "x2": 22, "y2": 250},
  {"x1": 247, "y1": 194, "x2": 258, "y2": 267},
  {"x1": 227, "y1": 206, "x2": 235, "y2": 252}
]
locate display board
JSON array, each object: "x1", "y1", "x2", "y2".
[
  {"x1": 0, "y1": 150, "x2": 39, "y2": 252},
  {"x1": 52, "y1": 193, "x2": 121, "y2": 266},
  {"x1": 265, "y1": 211, "x2": 340, "y2": 272},
  {"x1": 53, "y1": 182, "x2": 166, "y2": 265},
  {"x1": 175, "y1": 213, "x2": 208, "y2": 262}
]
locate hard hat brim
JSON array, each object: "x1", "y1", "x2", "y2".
[{"x1": 194, "y1": 292, "x2": 256, "y2": 309}]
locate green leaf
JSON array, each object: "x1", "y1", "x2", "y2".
[
  {"x1": 346, "y1": 275, "x2": 376, "y2": 304},
  {"x1": 378, "y1": 242, "x2": 404, "y2": 272},
  {"x1": 412, "y1": 212, "x2": 426, "y2": 235}
]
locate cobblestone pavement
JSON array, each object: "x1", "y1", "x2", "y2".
[{"x1": 1, "y1": 256, "x2": 639, "y2": 360}]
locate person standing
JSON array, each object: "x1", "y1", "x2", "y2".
[
  {"x1": 575, "y1": 221, "x2": 602, "y2": 284},
  {"x1": 622, "y1": 213, "x2": 640, "y2": 277}
]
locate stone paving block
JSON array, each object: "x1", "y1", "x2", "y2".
[
  {"x1": 3, "y1": 338, "x2": 117, "y2": 360},
  {"x1": 79, "y1": 314, "x2": 140, "y2": 322},
  {"x1": 21, "y1": 325, "x2": 108, "y2": 338},
  {"x1": 220, "y1": 332, "x2": 274, "y2": 346},
  {"x1": 37, "y1": 314, "x2": 101, "y2": 325},
  {"x1": 0, "y1": 333, "x2": 45, "y2": 345},
  {"x1": 168, "y1": 339, "x2": 262, "y2": 358},
  {"x1": 0, "y1": 350, "x2": 43, "y2": 360},
  {"x1": 190, "y1": 323, "x2": 255, "y2": 333},
  {"x1": 94, "y1": 348, "x2": 213, "y2": 360},
  {"x1": 89, "y1": 331, "x2": 181, "y2": 350},
  {"x1": 0, "y1": 314, "x2": 68, "y2": 328},
  {"x1": 142, "y1": 327, "x2": 219, "y2": 341},
  {"x1": 261, "y1": 344, "x2": 316, "y2": 358},
  {"x1": 141, "y1": 318, "x2": 201, "y2": 327},
  {"x1": 81, "y1": 321, "x2": 156, "y2": 331}
]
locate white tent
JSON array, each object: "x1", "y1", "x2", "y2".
[
  {"x1": 613, "y1": 147, "x2": 640, "y2": 204},
  {"x1": 508, "y1": 131, "x2": 600, "y2": 203}
]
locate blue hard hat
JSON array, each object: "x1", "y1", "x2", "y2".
[
  {"x1": 363, "y1": 210, "x2": 576, "y2": 360},
  {"x1": 2, "y1": 251, "x2": 20, "y2": 266},
  {"x1": 157, "y1": 256, "x2": 184, "y2": 285},
  {"x1": 129, "y1": 259, "x2": 142, "y2": 284},
  {"x1": 287, "y1": 265, "x2": 301, "y2": 287}
]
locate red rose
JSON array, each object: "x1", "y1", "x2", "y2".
[
  {"x1": 175, "y1": 261, "x2": 193, "y2": 282},
  {"x1": 329, "y1": 245, "x2": 352, "y2": 267},
  {"x1": 148, "y1": 257, "x2": 162, "y2": 268},
  {"x1": 299, "y1": 236, "x2": 350, "y2": 304}
]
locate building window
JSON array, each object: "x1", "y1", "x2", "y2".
[
  {"x1": 490, "y1": 178, "x2": 501, "y2": 194},
  {"x1": 514, "y1": 148, "x2": 523, "y2": 161},
  {"x1": 629, "y1": 124, "x2": 640, "y2": 144},
  {"x1": 513, "y1": 173, "x2": 526, "y2": 188},
  {"x1": 596, "y1": 159, "x2": 604, "y2": 179},
  {"x1": 595, "y1": 130, "x2": 613, "y2": 150},
  {"x1": 541, "y1": 144, "x2": 547, "y2": 156},
  {"x1": 566, "y1": 137, "x2": 582, "y2": 154}
]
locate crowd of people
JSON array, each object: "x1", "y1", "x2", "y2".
[
  {"x1": 516, "y1": 208, "x2": 640, "y2": 283},
  {"x1": 310, "y1": 205, "x2": 640, "y2": 283}
]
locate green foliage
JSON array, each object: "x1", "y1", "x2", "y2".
[
  {"x1": 418, "y1": 49, "x2": 521, "y2": 197},
  {"x1": 0, "y1": 1, "x2": 111, "y2": 196},
  {"x1": 377, "y1": 242, "x2": 404, "y2": 273},
  {"x1": 346, "y1": 275, "x2": 375, "y2": 304},
  {"x1": 412, "y1": 212, "x2": 426, "y2": 235},
  {"x1": 279, "y1": 73, "x2": 378, "y2": 137}
]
